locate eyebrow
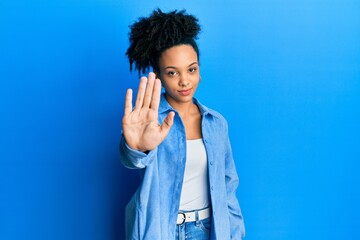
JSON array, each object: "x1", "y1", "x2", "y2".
[{"x1": 163, "y1": 62, "x2": 198, "y2": 70}]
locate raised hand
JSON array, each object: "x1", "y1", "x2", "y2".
[{"x1": 122, "y1": 72, "x2": 175, "y2": 152}]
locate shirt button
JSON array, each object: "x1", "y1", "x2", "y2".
[
  {"x1": 211, "y1": 186, "x2": 214, "y2": 191},
  {"x1": 210, "y1": 161, "x2": 214, "y2": 166},
  {"x1": 203, "y1": 139, "x2": 208, "y2": 143}
]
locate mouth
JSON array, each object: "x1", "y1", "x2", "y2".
[{"x1": 178, "y1": 88, "x2": 192, "y2": 96}]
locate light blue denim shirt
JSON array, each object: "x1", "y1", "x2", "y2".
[{"x1": 120, "y1": 93, "x2": 245, "y2": 239}]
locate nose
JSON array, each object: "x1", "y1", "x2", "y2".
[{"x1": 179, "y1": 75, "x2": 190, "y2": 87}]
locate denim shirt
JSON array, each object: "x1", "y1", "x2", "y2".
[{"x1": 120, "y1": 94, "x2": 245, "y2": 240}]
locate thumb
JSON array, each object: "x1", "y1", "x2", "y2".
[{"x1": 160, "y1": 111, "x2": 175, "y2": 139}]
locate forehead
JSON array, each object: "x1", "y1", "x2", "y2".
[{"x1": 158, "y1": 45, "x2": 198, "y2": 68}]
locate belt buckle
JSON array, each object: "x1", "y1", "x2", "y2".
[{"x1": 178, "y1": 212, "x2": 186, "y2": 225}]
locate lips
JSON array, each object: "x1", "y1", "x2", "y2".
[{"x1": 178, "y1": 88, "x2": 192, "y2": 96}]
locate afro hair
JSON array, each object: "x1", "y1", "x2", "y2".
[{"x1": 126, "y1": 8, "x2": 201, "y2": 75}]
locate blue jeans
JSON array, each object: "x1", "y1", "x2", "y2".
[{"x1": 175, "y1": 217, "x2": 211, "y2": 240}]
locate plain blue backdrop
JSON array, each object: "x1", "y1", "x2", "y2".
[{"x1": 1, "y1": 0, "x2": 359, "y2": 239}]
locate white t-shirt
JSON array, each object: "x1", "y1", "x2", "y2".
[{"x1": 179, "y1": 139, "x2": 210, "y2": 211}]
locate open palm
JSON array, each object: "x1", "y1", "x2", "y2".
[{"x1": 122, "y1": 72, "x2": 175, "y2": 152}]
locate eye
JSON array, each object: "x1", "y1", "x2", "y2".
[
  {"x1": 189, "y1": 67, "x2": 197, "y2": 73},
  {"x1": 167, "y1": 71, "x2": 177, "y2": 77}
]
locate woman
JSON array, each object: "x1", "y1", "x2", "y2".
[{"x1": 120, "y1": 9, "x2": 245, "y2": 240}]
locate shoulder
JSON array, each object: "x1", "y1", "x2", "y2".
[{"x1": 194, "y1": 98, "x2": 229, "y2": 129}]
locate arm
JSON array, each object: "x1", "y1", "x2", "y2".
[
  {"x1": 119, "y1": 133, "x2": 157, "y2": 169},
  {"x1": 224, "y1": 123, "x2": 245, "y2": 239}
]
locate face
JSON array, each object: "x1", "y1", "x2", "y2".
[{"x1": 157, "y1": 44, "x2": 200, "y2": 107}]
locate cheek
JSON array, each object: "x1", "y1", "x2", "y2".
[
  {"x1": 160, "y1": 78, "x2": 175, "y2": 90},
  {"x1": 192, "y1": 75, "x2": 200, "y2": 85}
]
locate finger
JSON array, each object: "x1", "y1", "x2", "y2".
[
  {"x1": 123, "y1": 88, "x2": 133, "y2": 117},
  {"x1": 160, "y1": 111, "x2": 175, "y2": 140},
  {"x1": 142, "y1": 72, "x2": 156, "y2": 108},
  {"x1": 135, "y1": 76, "x2": 147, "y2": 110},
  {"x1": 150, "y1": 78, "x2": 162, "y2": 112}
]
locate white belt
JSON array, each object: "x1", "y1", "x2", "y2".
[{"x1": 177, "y1": 207, "x2": 211, "y2": 225}]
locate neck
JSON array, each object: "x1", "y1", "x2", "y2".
[{"x1": 165, "y1": 94, "x2": 197, "y2": 118}]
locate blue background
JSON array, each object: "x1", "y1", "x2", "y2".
[{"x1": 1, "y1": 0, "x2": 359, "y2": 239}]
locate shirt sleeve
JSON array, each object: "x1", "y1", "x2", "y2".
[
  {"x1": 224, "y1": 122, "x2": 246, "y2": 239},
  {"x1": 119, "y1": 134, "x2": 157, "y2": 169}
]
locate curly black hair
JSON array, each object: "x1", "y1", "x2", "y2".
[{"x1": 126, "y1": 8, "x2": 201, "y2": 75}]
